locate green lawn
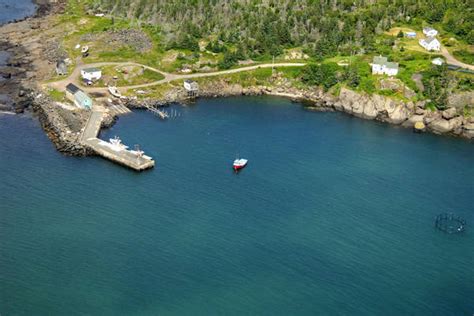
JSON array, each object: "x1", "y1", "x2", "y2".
[
  {"x1": 48, "y1": 88, "x2": 66, "y2": 102},
  {"x1": 80, "y1": 65, "x2": 165, "y2": 88}
]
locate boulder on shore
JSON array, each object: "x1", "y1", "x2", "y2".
[{"x1": 442, "y1": 107, "x2": 457, "y2": 120}]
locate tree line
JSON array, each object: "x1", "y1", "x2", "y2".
[{"x1": 89, "y1": 0, "x2": 473, "y2": 60}]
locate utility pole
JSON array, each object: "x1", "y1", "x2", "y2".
[{"x1": 272, "y1": 55, "x2": 275, "y2": 76}]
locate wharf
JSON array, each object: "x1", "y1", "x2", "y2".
[
  {"x1": 80, "y1": 107, "x2": 154, "y2": 171},
  {"x1": 84, "y1": 138, "x2": 154, "y2": 170}
]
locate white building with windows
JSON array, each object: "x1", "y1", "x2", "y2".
[
  {"x1": 371, "y1": 56, "x2": 399, "y2": 76},
  {"x1": 419, "y1": 37, "x2": 441, "y2": 51},
  {"x1": 81, "y1": 67, "x2": 102, "y2": 82}
]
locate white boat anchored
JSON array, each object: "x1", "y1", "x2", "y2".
[{"x1": 233, "y1": 158, "x2": 248, "y2": 171}]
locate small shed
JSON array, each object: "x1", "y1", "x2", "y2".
[
  {"x1": 184, "y1": 79, "x2": 199, "y2": 97},
  {"x1": 184, "y1": 79, "x2": 198, "y2": 91},
  {"x1": 432, "y1": 57, "x2": 444, "y2": 66},
  {"x1": 56, "y1": 60, "x2": 68, "y2": 76},
  {"x1": 81, "y1": 67, "x2": 102, "y2": 81},
  {"x1": 404, "y1": 31, "x2": 416, "y2": 38}
]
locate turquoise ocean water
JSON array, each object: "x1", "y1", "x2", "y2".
[{"x1": 0, "y1": 96, "x2": 473, "y2": 315}]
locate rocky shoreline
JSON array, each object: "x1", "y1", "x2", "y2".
[
  {"x1": 0, "y1": 0, "x2": 66, "y2": 113},
  {"x1": 131, "y1": 80, "x2": 474, "y2": 140},
  {"x1": 0, "y1": 0, "x2": 472, "y2": 160}
]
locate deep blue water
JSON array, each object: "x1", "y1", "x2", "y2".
[
  {"x1": 0, "y1": 0, "x2": 36, "y2": 24},
  {"x1": 0, "y1": 96, "x2": 473, "y2": 315}
]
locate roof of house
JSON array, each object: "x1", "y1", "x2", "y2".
[
  {"x1": 423, "y1": 27, "x2": 436, "y2": 32},
  {"x1": 373, "y1": 55, "x2": 388, "y2": 65},
  {"x1": 385, "y1": 62, "x2": 399, "y2": 70},
  {"x1": 75, "y1": 91, "x2": 92, "y2": 106},
  {"x1": 66, "y1": 83, "x2": 80, "y2": 94},
  {"x1": 82, "y1": 67, "x2": 101, "y2": 73},
  {"x1": 372, "y1": 56, "x2": 398, "y2": 69},
  {"x1": 423, "y1": 36, "x2": 439, "y2": 45},
  {"x1": 184, "y1": 79, "x2": 196, "y2": 84},
  {"x1": 432, "y1": 57, "x2": 444, "y2": 64},
  {"x1": 56, "y1": 61, "x2": 68, "y2": 72}
]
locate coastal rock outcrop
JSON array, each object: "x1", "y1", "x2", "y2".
[
  {"x1": 262, "y1": 86, "x2": 472, "y2": 139},
  {"x1": 447, "y1": 91, "x2": 474, "y2": 108},
  {"x1": 442, "y1": 107, "x2": 457, "y2": 120},
  {"x1": 32, "y1": 93, "x2": 90, "y2": 156}
]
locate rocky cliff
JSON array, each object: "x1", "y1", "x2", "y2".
[{"x1": 170, "y1": 80, "x2": 474, "y2": 140}]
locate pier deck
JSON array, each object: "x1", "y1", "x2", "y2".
[
  {"x1": 80, "y1": 108, "x2": 154, "y2": 171},
  {"x1": 84, "y1": 138, "x2": 155, "y2": 170}
]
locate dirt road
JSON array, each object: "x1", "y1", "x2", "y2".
[{"x1": 48, "y1": 62, "x2": 306, "y2": 93}]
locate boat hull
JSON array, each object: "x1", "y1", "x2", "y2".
[{"x1": 233, "y1": 164, "x2": 247, "y2": 171}]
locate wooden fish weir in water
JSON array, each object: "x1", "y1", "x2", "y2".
[{"x1": 142, "y1": 103, "x2": 169, "y2": 119}]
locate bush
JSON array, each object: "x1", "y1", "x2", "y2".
[{"x1": 453, "y1": 50, "x2": 474, "y2": 65}]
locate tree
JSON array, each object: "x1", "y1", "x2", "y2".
[
  {"x1": 343, "y1": 66, "x2": 360, "y2": 88},
  {"x1": 422, "y1": 64, "x2": 451, "y2": 110},
  {"x1": 397, "y1": 30, "x2": 404, "y2": 38},
  {"x1": 218, "y1": 51, "x2": 238, "y2": 69},
  {"x1": 302, "y1": 63, "x2": 340, "y2": 90}
]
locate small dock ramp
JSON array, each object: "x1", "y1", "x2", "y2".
[{"x1": 108, "y1": 102, "x2": 131, "y2": 116}]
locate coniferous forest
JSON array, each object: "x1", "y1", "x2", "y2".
[{"x1": 89, "y1": 0, "x2": 473, "y2": 59}]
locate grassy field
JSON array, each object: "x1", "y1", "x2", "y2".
[
  {"x1": 453, "y1": 50, "x2": 474, "y2": 65},
  {"x1": 47, "y1": 88, "x2": 67, "y2": 102},
  {"x1": 78, "y1": 65, "x2": 165, "y2": 88}
]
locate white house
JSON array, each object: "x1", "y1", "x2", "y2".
[
  {"x1": 432, "y1": 57, "x2": 444, "y2": 66},
  {"x1": 423, "y1": 27, "x2": 438, "y2": 37},
  {"x1": 81, "y1": 67, "x2": 102, "y2": 82},
  {"x1": 419, "y1": 37, "x2": 441, "y2": 51},
  {"x1": 405, "y1": 31, "x2": 417, "y2": 38},
  {"x1": 371, "y1": 56, "x2": 399, "y2": 76}
]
